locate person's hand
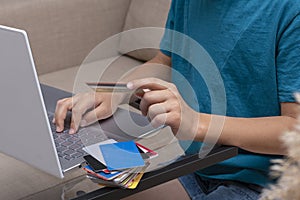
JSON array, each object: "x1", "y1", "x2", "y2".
[
  {"x1": 127, "y1": 78, "x2": 199, "y2": 140},
  {"x1": 53, "y1": 92, "x2": 123, "y2": 134}
]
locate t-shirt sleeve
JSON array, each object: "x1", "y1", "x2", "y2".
[
  {"x1": 277, "y1": 14, "x2": 300, "y2": 102},
  {"x1": 160, "y1": 0, "x2": 175, "y2": 57}
]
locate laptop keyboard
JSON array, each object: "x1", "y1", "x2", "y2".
[{"x1": 48, "y1": 113, "x2": 109, "y2": 161}]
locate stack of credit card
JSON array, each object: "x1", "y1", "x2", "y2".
[{"x1": 82, "y1": 140, "x2": 158, "y2": 189}]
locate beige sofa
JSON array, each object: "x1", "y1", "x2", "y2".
[{"x1": 0, "y1": 0, "x2": 189, "y2": 199}]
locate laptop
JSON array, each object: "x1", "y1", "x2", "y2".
[{"x1": 0, "y1": 25, "x2": 159, "y2": 178}]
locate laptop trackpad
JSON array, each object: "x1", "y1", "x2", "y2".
[{"x1": 99, "y1": 108, "x2": 159, "y2": 141}]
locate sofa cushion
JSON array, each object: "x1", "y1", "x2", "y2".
[
  {"x1": 0, "y1": 0, "x2": 131, "y2": 75},
  {"x1": 118, "y1": 0, "x2": 171, "y2": 61},
  {"x1": 39, "y1": 55, "x2": 143, "y2": 93}
]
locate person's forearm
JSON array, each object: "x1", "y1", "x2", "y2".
[
  {"x1": 197, "y1": 113, "x2": 297, "y2": 155},
  {"x1": 122, "y1": 51, "x2": 172, "y2": 82},
  {"x1": 147, "y1": 51, "x2": 172, "y2": 66}
]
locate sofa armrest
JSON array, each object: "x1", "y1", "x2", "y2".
[{"x1": 0, "y1": 0, "x2": 131, "y2": 75}]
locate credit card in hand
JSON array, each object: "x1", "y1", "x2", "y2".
[{"x1": 86, "y1": 82, "x2": 131, "y2": 92}]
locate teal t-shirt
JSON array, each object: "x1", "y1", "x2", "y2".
[{"x1": 160, "y1": 0, "x2": 300, "y2": 187}]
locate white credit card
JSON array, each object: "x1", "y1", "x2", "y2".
[{"x1": 82, "y1": 139, "x2": 117, "y2": 165}]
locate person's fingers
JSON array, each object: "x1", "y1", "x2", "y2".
[
  {"x1": 134, "y1": 88, "x2": 150, "y2": 99},
  {"x1": 139, "y1": 90, "x2": 169, "y2": 116},
  {"x1": 81, "y1": 103, "x2": 114, "y2": 127},
  {"x1": 67, "y1": 92, "x2": 102, "y2": 134},
  {"x1": 150, "y1": 113, "x2": 168, "y2": 128},
  {"x1": 68, "y1": 99, "x2": 92, "y2": 134},
  {"x1": 54, "y1": 98, "x2": 72, "y2": 132},
  {"x1": 147, "y1": 102, "x2": 171, "y2": 121},
  {"x1": 127, "y1": 78, "x2": 171, "y2": 91}
]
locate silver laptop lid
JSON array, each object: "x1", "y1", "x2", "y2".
[{"x1": 0, "y1": 25, "x2": 64, "y2": 178}]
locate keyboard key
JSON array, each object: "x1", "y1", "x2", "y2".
[
  {"x1": 61, "y1": 141, "x2": 73, "y2": 147},
  {"x1": 67, "y1": 137, "x2": 80, "y2": 143},
  {"x1": 69, "y1": 144, "x2": 81, "y2": 150},
  {"x1": 64, "y1": 155, "x2": 72, "y2": 160},
  {"x1": 57, "y1": 146, "x2": 68, "y2": 152},
  {"x1": 64, "y1": 149, "x2": 75, "y2": 156},
  {"x1": 72, "y1": 152, "x2": 84, "y2": 158}
]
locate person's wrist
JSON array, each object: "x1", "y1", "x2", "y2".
[
  {"x1": 196, "y1": 113, "x2": 210, "y2": 141},
  {"x1": 110, "y1": 92, "x2": 128, "y2": 107},
  {"x1": 181, "y1": 110, "x2": 203, "y2": 141}
]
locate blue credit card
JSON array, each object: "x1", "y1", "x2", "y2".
[{"x1": 100, "y1": 141, "x2": 145, "y2": 170}]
